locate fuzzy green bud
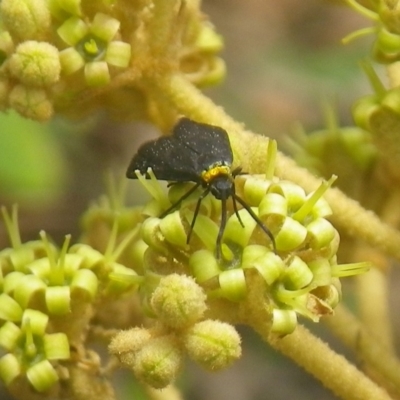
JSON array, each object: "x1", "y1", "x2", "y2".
[
  {"x1": 184, "y1": 320, "x2": 241, "y2": 370},
  {"x1": 8, "y1": 41, "x2": 61, "y2": 87},
  {"x1": 133, "y1": 336, "x2": 183, "y2": 389},
  {"x1": 150, "y1": 274, "x2": 207, "y2": 329},
  {"x1": 109, "y1": 327, "x2": 152, "y2": 367},
  {"x1": 0, "y1": 0, "x2": 51, "y2": 41},
  {"x1": 9, "y1": 84, "x2": 53, "y2": 121}
]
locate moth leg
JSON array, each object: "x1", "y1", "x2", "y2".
[
  {"x1": 159, "y1": 182, "x2": 201, "y2": 218},
  {"x1": 231, "y1": 181, "x2": 244, "y2": 228},
  {"x1": 187, "y1": 187, "x2": 211, "y2": 244},
  {"x1": 234, "y1": 194, "x2": 276, "y2": 253},
  {"x1": 215, "y1": 197, "x2": 228, "y2": 260}
]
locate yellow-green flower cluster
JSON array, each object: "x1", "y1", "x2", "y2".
[
  {"x1": 345, "y1": 61, "x2": 400, "y2": 188},
  {"x1": 109, "y1": 274, "x2": 241, "y2": 389},
  {"x1": 135, "y1": 171, "x2": 369, "y2": 335},
  {"x1": 288, "y1": 105, "x2": 378, "y2": 201},
  {"x1": 0, "y1": 0, "x2": 224, "y2": 121},
  {"x1": 0, "y1": 206, "x2": 139, "y2": 392},
  {"x1": 344, "y1": 0, "x2": 400, "y2": 63}
]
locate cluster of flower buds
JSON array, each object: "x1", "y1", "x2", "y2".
[
  {"x1": 109, "y1": 273, "x2": 241, "y2": 389},
  {"x1": 0, "y1": 205, "x2": 139, "y2": 393},
  {"x1": 0, "y1": 0, "x2": 224, "y2": 120}
]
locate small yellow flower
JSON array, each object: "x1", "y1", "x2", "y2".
[{"x1": 58, "y1": 13, "x2": 131, "y2": 86}]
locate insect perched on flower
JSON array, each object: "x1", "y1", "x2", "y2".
[{"x1": 126, "y1": 117, "x2": 275, "y2": 259}]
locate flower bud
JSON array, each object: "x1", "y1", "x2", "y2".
[
  {"x1": 133, "y1": 336, "x2": 182, "y2": 389},
  {"x1": 9, "y1": 84, "x2": 53, "y2": 121},
  {"x1": 150, "y1": 274, "x2": 207, "y2": 329},
  {"x1": 184, "y1": 320, "x2": 241, "y2": 371},
  {"x1": 9, "y1": 41, "x2": 60, "y2": 87},
  {"x1": 109, "y1": 327, "x2": 152, "y2": 367},
  {"x1": 0, "y1": 0, "x2": 51, "y2": 41}
]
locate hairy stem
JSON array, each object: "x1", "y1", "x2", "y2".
[
  {"x1": 264, "y1": 325, "x2": 393, "y2": 400},
  {"x1": 324, "y1": 305, "x2": 400, "y2": 397}
]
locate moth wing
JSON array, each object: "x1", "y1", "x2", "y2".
[
  {"x1": 173, "y1": 118, "x2": 233, "y2": 168},
  {"x1": 126, "y1": 118, "x2": 234, "y2": 181},
  {"x1": 126, "y1": 133, "x2": 201, "y2": 182}
]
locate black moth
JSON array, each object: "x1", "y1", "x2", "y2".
[{"x1": 126, "y1": 117, "x2": 275, "y2": 259}]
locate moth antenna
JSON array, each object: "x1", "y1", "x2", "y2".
[{"x1": 234, "y1": 194, "x2": 276, "y2": 253}]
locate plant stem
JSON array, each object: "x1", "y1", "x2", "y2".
[
  {"x1": 264, "y1": 325, "x2": 394, "y2": 400},
  {"x1": 324, "y1": 304, "x2": 400, "y2": 397},
  {"x1": 355, "y1": 253, "x2": 394, "y2": 351}
]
